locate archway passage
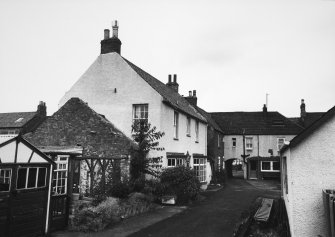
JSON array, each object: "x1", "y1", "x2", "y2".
[{"x1": 225, "y1": 158, "x2": 244, "y2": 179}]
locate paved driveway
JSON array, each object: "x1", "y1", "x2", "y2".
[{"x1": 129, "y1": 178, "x2": 280, "y2": 237}]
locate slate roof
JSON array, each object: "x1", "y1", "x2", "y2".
[
  {"x1": 282, "y1": 105, "x2": 335, "y2": 153},
  {"x1": 290, "y1": 112, "x2": 325, "y2": 128},
  {"x1": 122, "y1": 57, "x2": 207, "y2": 123},
  {"x1": 0, "y1": 112, "x2": 37, "y2": 128},
  {"x1": 210, "y1": 111, "x2": 303, "y2": 135},
  {"x1": 193, "y1": 106, "x2": 223, "y2": 133}
]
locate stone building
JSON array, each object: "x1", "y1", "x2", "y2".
[{"x1": 25, "y1": 97, "x2": 134, "y2": 196}]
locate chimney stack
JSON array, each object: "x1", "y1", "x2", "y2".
[
  {"x1": 166, "y1": 74, "x2": 179, "y2": 92},
  {"x1": 300, "y1": 99, "x2": 306, "y2": 121},
  {"x1": 101, "y1": 20, "x2": 122, "y2": 55},
  {"x1": 263, "y1": 104, "x2": 267, "y2": 113},
  {"x1": 37, "y1": 101, "x2": 47, "y2": 117},
  {"x1": 185, "y1": 89, "x2": 198, "y2": 107}
]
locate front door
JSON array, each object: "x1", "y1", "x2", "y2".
[
  {"x1": 249, "y1": 160, "x2": 257, "y2": 179},
  {"x1": 0, "y1": 164, "x2": 50, "y2": 237}
]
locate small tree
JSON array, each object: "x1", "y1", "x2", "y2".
[{"x1": 130, "y1": 120, "x2": 165, "y2": 181}]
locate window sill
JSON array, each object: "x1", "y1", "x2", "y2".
[
  {"x1": 195, "y1": 141, "x2": 199, "y2": 143},
  {"x1": 186, "y1": 134, "x2": 191, "y2": 137},
  {"x1": 173, "y1": 138, "x2": 179, "y2": 141}
]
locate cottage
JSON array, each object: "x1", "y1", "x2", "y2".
[
  {"x1": 59, "y1": 22, "x2": 211, "y2": 184},
  {"x1": 211, "y1": 105, "x2": 303, "y2": 179},
  {"x1": 0, "y1": 101, "x2": 47, "y2": 143},
  {"x1": 281, "y1": 105, "x2": 335, "y2": 237},
  {"x1": 24, "y1": 97, "x2": 134, "y2": 231},
  {"x1": 0, "y1": 136, "x2": 55, "y2": 236}
]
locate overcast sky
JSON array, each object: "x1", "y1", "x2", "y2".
[{"x1": 1, "y1": 0, "x2": 334, "y2": 117}]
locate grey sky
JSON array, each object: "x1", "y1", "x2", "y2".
[{"x1": 0, "y1": 0, "x2": 334, "y2": 117}]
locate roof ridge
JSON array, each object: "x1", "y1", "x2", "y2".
[
  {"x1": 0, "y1": 111, "x2": 36, "y2": 115},
  {"x1": 121, "y1": 57, "x2": 207, "y2": 123}
]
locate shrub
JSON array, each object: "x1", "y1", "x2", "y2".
[
  {"x1": 143, "y1": 179, "x2": 168, "y2": 198},
  {"x1": 72, "y1": 197, "x2": 121, "y2": 232},
  {"x1": 108, "y1": 181, "x2": 131, "y2": 199},
  {"x1": 128, "y1": 192, "x2": 153, "y2": 205},
  {"x1": 160, "y1": 166, "x2": 201, "y2": 204},
  {"x1": 130, "y1": 178, "x2": 146, "y2": 192}
]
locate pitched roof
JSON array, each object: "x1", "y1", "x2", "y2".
[
  {"x1": 193, "y1": 106, "x2": 223, "y2": 133},
  {"x1": 25, "y1": 97, "x2": 135, "y2": 158},
  {"x1": 122, "y1": 57, "x2": 207, "y2": 123},
  {"x1": 210, "y1": 111, "x2": 303, "y2": 135},
  {"x1": 0, "y1": 112, "x2": 37, "y2": 128},
  {"x1": 281, "y1": 105, "x2": 335, "y2": 153},
  {"x1": 290, "y1": 112, "x2": 325, "y2": 128}
]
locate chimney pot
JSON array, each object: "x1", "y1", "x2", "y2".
[
  {"x1": 112, "y1": 20, "x2": 119, "y2": 38},
  {"x1": 104, "y1": 29, "x2": 110, "y2": 40},
  {"x1": 193, "y1": 90, "x2": 197, "y2": 97},
  {"x1": 189, "y1": 91, "x2": 192, "y2": 96},
  {"x1": 168, "y1": 74, "x2": 172, "y2": 83},
  {"x1": 173, "y1": 74, "x2": 177, "y2": 83}
]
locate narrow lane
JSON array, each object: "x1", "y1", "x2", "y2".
[{"x1": 129, "y1": 179, "x2": 280, "y2": 237}]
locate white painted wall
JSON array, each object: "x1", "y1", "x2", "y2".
[
  {"x1": 59, "y1": 52, "x2": 209, "y2": 182},
  {"x1": 59, "y1": 53, "x2": 163, "y2": 138},
  {"x1": 223, "y1": 135, "x2": 296, "y2": 161},
  {"x1": 282, "y1": 117, "x2": 335, "y2": 237}
]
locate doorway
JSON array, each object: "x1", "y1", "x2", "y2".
[{"x1": 249, "y1": 160, "x2": 257, "y2": 179}]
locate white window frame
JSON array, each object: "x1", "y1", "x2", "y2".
[
  {"x1": 217, "y1": 156, "x2": 221, "y2": 170},
  {"x1": 167, "y1": 157, "x2": 184, "y2": 167},
  {"x1": 133, "y1": 104, "x2": 148, "y2": 123},
  {"x1": 195, "y1": 121, "x2": 199, "y2": 142},
  {"x1": 0, "y1": 168, "x2": 12, "y2": 192},
  {"x1": 193, "y1": 158, "x2": 206, "y2": 182},
  {"x1": 16, "y1": 167, "x2": 47, "y2": 190},
  {"x1": 186, "y1": 117, "x2": 191, "y2": 137},
  {"x1": 277, "y1": 137, "x2": 286, "y2": 151},
  {"x1": 52, "y1": 155, "x2": 69, "y2": 196},
  {"x1": 261, "y1": 161, "x2": 280, "y2": 172},
  {"x1": 232, "y1": 138, "x2": 236, "y2": 148},
  {"x1": 245, "y1": 137, "x2": 253, "y2": 150}
]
